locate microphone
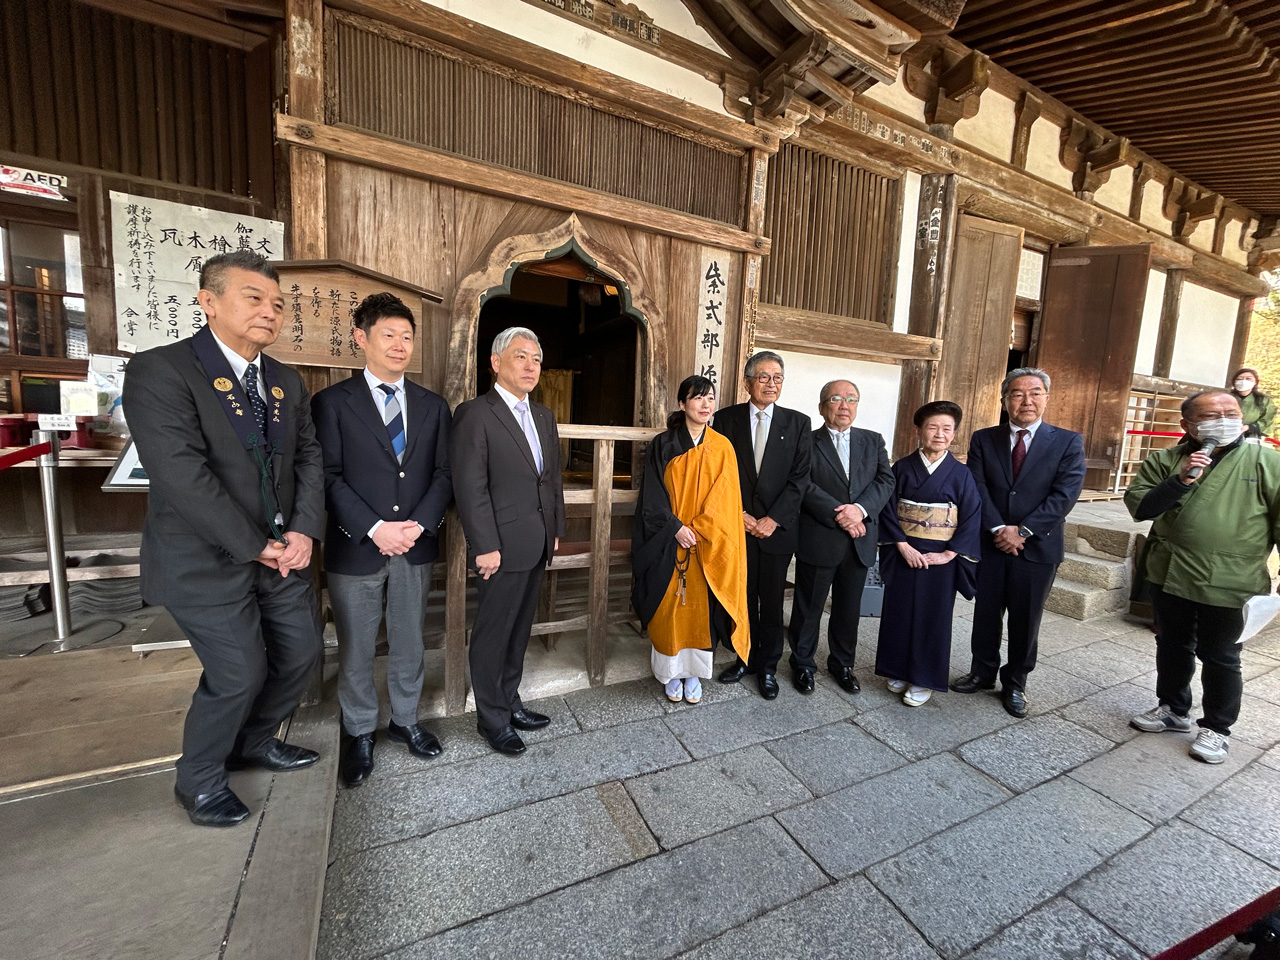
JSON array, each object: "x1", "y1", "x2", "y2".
[{"x1": 1186, "y1": 439, "x2": 1217, "y2": 480}]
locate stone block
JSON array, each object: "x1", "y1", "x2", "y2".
[
  {"x1": 1021, "y1": 663, "x2": 1101, "y2": 715},
  {"x1": 1232, "y1": 693, "x2": 1280, "y2": 749},
  {"x1": 1044, "y1": 640, "x2": 1153, "y2": 688},
  {"x1": 1067, "y1": 729, "x2": 1260, "y2": 823},
  {"x1": 564, "y1": 679, "x2": 666, "y2": 731},
  {"x1": 1059, "y1": 682, "x2": 1160, "y2": 743},
  {"x1": 625, "y1": 745, "x2": 811, "y2": 848},
  {"x1": 387, "y1": 818, "x2": 827, "y2": 960},
  {"x1": 1073, "y1": 523, "x2": 1141, "y2": 561},
  {"x1": 1045, "y1": 581, "x2": 1129, "y2": 621},
  {"x1": 678, "y1": 876, "x2": 939, "y2": 960},
  {"x1": 329, "y1": 718, "x2": 691, "y2": 858},
  {"x1": 1245, "y1": 666, "x2": 1280, "y2": 706},
  {"x1": 765, "y1": 720, "x2": 906, "y2": 795},
  {"x1": 852, "y1": 687, "x2": 1016, "y2": 761},
  {"x1": 662, "y1": 684, "x2": 855, "y2": 759},
  {"x1": 653, "y1": 671, "x2": 751, "y2": 715},
  {"x1": 1058, "y1": 551, "x2": 1130, "y2": 590},
  {"x1": 1034, "y1": 619, "x2": 1114, "y2": 657},
  {"x1": 958, "y1": 716, "x2": 1114, "y2": 792},
  {"x1": 962, "y1": 898, "x2": 1143, "y2": 960},
  {"x1": 776, "y1": 753, "x2": 1008, "y2": 878},
  {"x1": 319, "y1": 784, "x2": 655, "y2": 960},
  {"x1": 1069, "y1": 822, "x2": 1280, "y2": 957},
  {"x1": 867, "y1": 779, "x2": 1150, "y2": 959},
  {"x1": 1183, "y1": 763, "x2": 1280, "y2": 869}
]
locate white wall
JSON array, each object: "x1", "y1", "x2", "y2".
[
  {"x1": 641, "y1": 0, "x2": 727, "y2": 53},
  {"x1": 771, "y1": 350, "x2": 903, "y2": 451},
  {"x1": 892, "y1": 170, "x2": 921, "y2": 333},
  {"x1": 1025, "y1": 118, "x2": 1074, "y2": 191},
  {"x1": 419, "y1": 0, "x2": 731, "y2": 115},
  {"x1": 1169, "y1": 282, "x2": 1238, "y2": 386},
  {"x1": 1132, "y1": 269, "x2": 1167, "y2": 377},
  {"x1": 1093, "y1": 165, "x2": 1131, "y2": 215},
  {"x1": 953, "y1": 91, "x2": 1015, "y2": 162},
  {"x1": 859, "y1": 67, "x2": 927, "y2": 124}
]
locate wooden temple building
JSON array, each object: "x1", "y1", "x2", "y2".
[{"x1": 1, "y1": 0, "x2": 1278, "y2": 714}]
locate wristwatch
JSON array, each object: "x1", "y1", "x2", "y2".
[{"x1": 1018, "y1": 525, "x2": 1034, "y2": 539}]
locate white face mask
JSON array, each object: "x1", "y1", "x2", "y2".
[
  {"x1": 1194, "y1": 418, "x2": 1244, "y2": 446},
  {"x1": 1234, "y1": 379, "x2": 1255, "y2": 394}
]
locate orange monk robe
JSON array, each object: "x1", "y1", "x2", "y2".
[{"x1": 646, "y1": 428, "x2": 750, "y2": 666}]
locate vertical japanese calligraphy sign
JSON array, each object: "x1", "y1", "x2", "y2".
[
  {"x1": 109, "y1": 191, "x2": 284, "y2": 353},
  {"x1": 695, "y1": 249, "x2": 730, "y2": 394}
]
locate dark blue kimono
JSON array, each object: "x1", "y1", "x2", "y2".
[{"x1": 875, "y1": 452, "x2": 982, "y2": 691}]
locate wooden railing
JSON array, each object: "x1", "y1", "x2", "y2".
[{"x1": 441, "y1": 424, "x2": 660, "y2": 715}]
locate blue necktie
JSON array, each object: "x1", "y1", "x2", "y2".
[
  {"x1": 243, "y1": 362, "x2": 267, "y2": 435},
  {"x1": 515, "y1": 399, "x2": 544, "y2": 473},
  {"x1": 378, "y1": 384, "x2": 405, "y2": 462}
]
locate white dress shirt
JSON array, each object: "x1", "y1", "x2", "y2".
[
  {"x1": 365, "y1": 368, "x2": 420, "y2": 540},
  {"x1": 211, "y1": 328, "x2": 266, "y2": 403},
  {"x1": 750, "y1": 401, "x2": 775, "y2": 453}
]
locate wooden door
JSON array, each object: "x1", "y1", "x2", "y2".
[
  {"x1": 935, "y1": 215, "x2": 1024, "y2": 455},
  {"x1": 1034, "y1": 244, "x2": 1151, "y2": 486}
]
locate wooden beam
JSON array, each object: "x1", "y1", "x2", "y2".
[
  {"x1": 938, "y1": 50, "x2": 990, "y2": 102},
  {"x1": 706, "y1": 0, "x2": 784, "y2": 57},
  {"x1": 586, "y1": 439, "x2": 614, "y2": 686},
  {"x1": 1130, "y1": 161, "x2": 1155, "y2": 220},
  {"x1": 1189, "y1": 252, "x2": 1269, "y2": 297},
  {"x1": 1152, "y1": 268, "x2": 1184, "y2": 380},
  {"x1": 1229, "y1": 294, "x2": 1255, "y2": 378},
  {"x1": 329, "y1": 0, "x2": 778, "y2": 153},
  {"x1": 286, "y1": 0, "x2": 323, "y2": 121},
  {"x1": 74, "y1": 0, "x2": 266, "y2": 48},
  {"x1": 753, "y1": 303, "x2": 942, "y2": 361},
  {"x1": 1011, "y1": 91, "x2": 1042, "y2": 169},
  {"x1": 276, "y1": 114, "x2": 770, "y2": 254}
]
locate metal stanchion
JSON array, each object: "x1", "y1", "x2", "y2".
[{"x1": 33, "y1": 430, "x2": 72, "y2": 641}]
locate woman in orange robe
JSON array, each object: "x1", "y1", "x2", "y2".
[{"x1": 631, "y1": 375, "x2": 750, "y2": 704}]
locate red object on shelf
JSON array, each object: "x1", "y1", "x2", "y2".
[
  {"x1": 0, "y1": 442, "x2": 52, "y2": 472},
  {"x1": 18, "y1": 413, "x2": 102, "y2": 449},
  {"x1": 0, "y1": 415, "x2": 33, "y2": 447}
]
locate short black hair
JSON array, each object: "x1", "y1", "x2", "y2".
[
  {"x1": 199, "y1": 250, "x2": 279, "y2": 294},
  {"x1": 914, "y1": 400, "x2": 963, "y2": 429},
  {"x1": 353, "y1": 292, "x2": 416, "y2": 333}
]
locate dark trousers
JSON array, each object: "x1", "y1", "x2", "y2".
[
  {"x1": 744, "y1": 538, "x2": 791, "y2": 673},
  {"x1": 470, "y1": 559, "x2": 546, "y2": 733},
  {"x1": 970, "y1": 549, "x2": 1057, "y2": 691},
  {"x1": 1152, "y1": 587, "x2": 1244, "y2": 736},
  {"x1": 168, "y1": 567, "x2": 321, "y2": 796},
  {"x1": 788, "y1": 553, "x2": 867, "y2": 672}
]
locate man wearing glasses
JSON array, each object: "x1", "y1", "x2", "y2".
[
  {"x1": 950, "y1": 367, "x2": 1085, "y2": 718},
  {"x1": 788, "y1": 380, "x2": 893, "y2": 695},
  {"x1": 715, "y1": 351, "x2": 812, "y2": 699}
]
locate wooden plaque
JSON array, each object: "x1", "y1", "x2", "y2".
[{"x1": 264, "y1": 260, "x2": 443, "y2": 371}]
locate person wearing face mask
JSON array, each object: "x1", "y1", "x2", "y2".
[
  {"x1": 1229, "y1": 367, "x2": 1275, "y2": 439},
  {"x1": 1125, "y1": 390, "x2": 1280, "y2": 764}
]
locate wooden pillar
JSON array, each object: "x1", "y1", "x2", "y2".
[
  {"x1": 1152, "y1": 268, "x2": 1184, "y2": 380},
  {"x1": 444, "y1": 512, "x2": 468, "y2": 716},
  {"x1": 894, "y1": 172, "x2": 956, "y2": 459},
  {"x1": 735, "y1": 148, "x2": 770, "y2": 404},
  {"x1": 285, "y1": 0, "x2": 326, "y2": 260},
  {"x1": 587, "y1": 438, "x2": 615, "y2": 686},
  {"x1": 1229, "y1": 292, "x2": 1258, "y2": 379}
]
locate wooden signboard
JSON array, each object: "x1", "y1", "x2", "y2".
[{"x1": 264, "y1": 260, "x2": 443, "y2": 372}]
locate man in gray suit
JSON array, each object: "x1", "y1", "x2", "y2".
[
  {"x1": 787, "y1": 379, "x2": 893, "y2": 695},
  {"x1": 123, "y1": 251, "x2": 324, "y2": 827},
  {"x1": 451, "y1": 327, "x2": 565, "y2": 755}
]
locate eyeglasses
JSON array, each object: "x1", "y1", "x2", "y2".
[
  {"x1": 1005, "y1": 390, "x2": 1047, "y2": 402},
  {"x1": 825, "y1": 396, "x2": 859, "y2": 405},
  {"x1": 752, "y1": 374, "x2": 784, "y2": 385}
]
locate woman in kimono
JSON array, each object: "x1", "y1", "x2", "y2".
[
  {"x1": 631, "y1": 375, "x2": 750, "y2": 704},
  {"x1": 875, "y1": 400, "x2": 982, "y2": 707}
]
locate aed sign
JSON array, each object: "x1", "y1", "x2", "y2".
[{"x1": 0, "y1": 165, "x2": 69, "y2": 201}]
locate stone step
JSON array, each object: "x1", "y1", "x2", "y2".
[
  {"x1": 1058, "y1": 551, "x2": 1131, "y2": 591},
  {"x1": 1045, "y1": 578, "x2": 1129, "y2": 621},
  {"x1": 1063, "y1": 521, "x2": 1143, "y2": 561}
]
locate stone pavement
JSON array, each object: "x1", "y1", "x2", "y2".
[{"x1": 318, "y1": 602, "x2": 1280, "y2": 960}]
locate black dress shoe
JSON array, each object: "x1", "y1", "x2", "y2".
[
  {"x1": 480, "y1": 723, "x2": 526, "y2": 755},
  {"x1": 831, "y1": 666, "x2": 861, "y2": 694},
  {"x1": 388, "y1": 721, "x2": 442, "y2": 758},
  {"x1": 949, "y1": 672, "x2": 997, "y2": 694},
  {"x1": 792, "y1": 669, "x2": 815, "y2": 694},
  {"x1": 758, "y1": 672, "x2": 779, "y2": 700},
  {"x1": 1002, "y1": 688, "x2": 1028, "y2": 718},
  {"x1": 510, "y1": 708, "x2": 550, "y2": 731},
  {"x1": 341, "y1": 732, "x2": 376, "y2": 787},
  {"x1": 718, "y1": 659, "x2": 750, "y2": 684},
  {"x1": 174, "y1": 785, "x2": 250, "y2": 827},
  {"x1": 226, "y1": 737, "x2": 320, "y2": 772}
]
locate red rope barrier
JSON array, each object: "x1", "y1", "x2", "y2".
[
  {"x1": 1150, "y1": 884, "x2": 1280, "y2": 960},
  {"x1": 0, "y1": 442, "x2": 52, "y2": 472},
  {"x1": 1125, "y1": 430, "x2": 1280, "y2": 446}
]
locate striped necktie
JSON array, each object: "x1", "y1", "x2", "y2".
[
  {"x1": 378, "y1": 383, "x2": 406, "y2": 462},
  {"x1": 243, "y1": 362, "x2": 267, "y2": 435}
]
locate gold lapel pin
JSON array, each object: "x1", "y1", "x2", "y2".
[{"x1": 213, "y1": 377, "x2": 233, "y2": 392}]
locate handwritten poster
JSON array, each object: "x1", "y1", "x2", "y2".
[
  {"x1": 696, "y1": 249, "x2": 727, "y2": 391},
  {"x1": 110, "y1": 191, "x2": 284, "y2": 353}
]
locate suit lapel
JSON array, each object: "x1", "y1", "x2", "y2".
[
  {"x1": 487, "y1": 389, "x2": 540, "y2": 475},
  {"x1": 1015, "y1": 423, "x2": 1054, "y2": 486},
  {"x1": 815, "y1": 428, "x2": 848, "y2": 486},
  {"x1": 993, "y1": 427, "x2": 1014, "y2": 487},
  {"x1": 345, "y1": 376, "x2": 399, "y2": 464},
  {"x1": 533, "y1": 404, "x2": 555, "y2": 477},
  {"x1": 399, "y1": 382, "x2": 431, "y2": 464}
]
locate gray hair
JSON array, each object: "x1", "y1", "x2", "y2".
[
  {"x1": 820, "y1": 379, "x2": 860, "y2": 403},
  {"x1": 1181, "y1": 389, "x2": 1237, "y2": 419},
  {"x1": 490, "y1": 326, "x2": 542, "y2": 359},
  {"x1": 1001, "y1": 367, "x2": 1051, "y2": 396},
  {"x1": 744, "y1": 350, "x2": 785, "y2": 379}
]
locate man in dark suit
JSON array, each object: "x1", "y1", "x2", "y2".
[
  {"x1": 788, "y1": 379, "x2": 894, "y2": 695},
  {"x1": 312, "y1": 293, "x2": 453, "y2": 787},
  {"x1": 951, "y1": 367, "x2": 1086, "y2": 717},
  {"x1": 451, "y1": 327, "x2": 565, "y2": 755},
  {"x1": 715, "y1": 350, "x2": 812, "y2": 699},
  {"x1": 123, "y1": 251, "x2": 324, "y2": 827}
]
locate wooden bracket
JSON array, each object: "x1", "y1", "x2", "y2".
[
  {"x1": 1061, "y1": 119, "x2": 1129, "y2": 197},
  {"x1": 758, "y1": 34, "x2": 844, "y2": 125},
  {"x1": 1213, "y1": 203, "x2": 1245, "y2": 256},
  {"x1": 1163, "y1": 176, "x2": 1188, "y2": 223},
  {"x1": 1129, "y1": 161, "x2": 1155, "y2": 221},
  {"x1": 1173, "y1": 192, "x2": 1221, "y2": 240},
  {"x1": 904, "y1": 47, "x2": 989, "y2": 129},
  {"x1": 1011, "y1": 91, "x2": 1042, "y2": 169}
]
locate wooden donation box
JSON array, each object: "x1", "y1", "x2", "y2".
[{"x1": 264, "y1": 260, "x2": 442, "y2": 372}]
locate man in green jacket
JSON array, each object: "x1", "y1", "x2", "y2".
[{"x1": 1125, "y1": 389, "x2": 1280, "y2": 763}]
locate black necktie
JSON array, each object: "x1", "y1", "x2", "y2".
[{"x1": 243, "y1": 362, "x2": 267, "y2": 435}]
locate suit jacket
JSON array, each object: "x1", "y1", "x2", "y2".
[
  {"x1": 123, "y1": 324, "x2": 325, "y2": 607},
  {"x1": 798, "y1": 426, "x2": 894, "y2": 568},
  {"x1": 450, "y1": 388, "x2": 566, "y2": 572},
  {"x1": 967, "y1": 422, "x2": 1087, "y2": 565},
  {"x1": 312, "y1": 372, "x2": 453, "y2": 575},
  {"x1": 714, "y1": 402, "x2": 812, "y2": 556}
]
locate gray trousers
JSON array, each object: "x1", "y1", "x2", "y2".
[{"x1": 329, "y1": 556, "x2": 432, "y2": 736}]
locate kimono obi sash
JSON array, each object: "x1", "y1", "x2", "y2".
[{"x1": 896, "y1": 498, "x2": 958, "y2": 542}]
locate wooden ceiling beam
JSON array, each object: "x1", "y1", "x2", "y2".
[
  {"x1": 973, "y1": 0, "x2": 1203, "y2": 61},
  {"x1": 73, "y1": 0, "x2": 269, "y2": 46},
  {"x1": 1084, "y1": 88, "x2": 1280, "y2": 123},
  {"x1": 674, "y1": 0, "x2": 756, "y2": 64},
  {"x1": 1053, "y1": 59, "x2": 1277, "y2": 104},
  {"x1": 957, "y1": 0, "x2": 1103, "y2": 46},
  {"x1": 705, "y1": 0, "x2": 785, "y2": 58},
  {"x1": 185, "y1": 0, "x2": 284, "y2": 14}
]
